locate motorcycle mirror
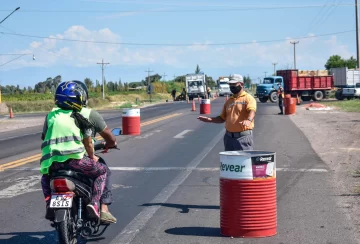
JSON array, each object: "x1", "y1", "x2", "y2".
[{"x1": 111, "y1": 128, "x2": 122, "y2": 136}]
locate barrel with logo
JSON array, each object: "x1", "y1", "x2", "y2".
[
  {"x1": 284, "y1": 97, "x2": 296, "y2": 115},
  {"x1": 219, "y1": 151, "x2": 277, "y2": 238},
  {"x1": 200, "y1": 99, "x2": 211, "y2": 115},
  {"x1": 122, "y1": 108, "x2": 140, "y2": 135}
]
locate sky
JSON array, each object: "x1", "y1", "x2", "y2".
[{"x1": 0, "y1": 0, "x2": 357, "y2": 87}]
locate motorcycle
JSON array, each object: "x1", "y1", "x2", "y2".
[{"x1": 48, "y1": 128, "x2": 121, "y2": 244}]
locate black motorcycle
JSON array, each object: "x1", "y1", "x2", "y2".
[{"x1": 48, "y1": 128, "x2": 121, "y2": 244}]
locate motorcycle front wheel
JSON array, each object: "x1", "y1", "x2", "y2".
[{"x1": 57, "y1": 211, "x2": 78, "y2": 244}]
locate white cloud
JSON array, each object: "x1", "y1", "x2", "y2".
[{"x1": 0, "y1": 25, "x2": 355, "y2": 74}]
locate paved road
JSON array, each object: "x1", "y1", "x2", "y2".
[
  {"x1": 0, "y1": 98, "x2": 357, "y2": 244},
  {"x1": 0, "y1": 102, "x2": 187, "y2": 163}
]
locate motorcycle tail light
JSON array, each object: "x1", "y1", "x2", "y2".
[{"x1": 51, "y1": 178, "x2": 75, "y2": 192}]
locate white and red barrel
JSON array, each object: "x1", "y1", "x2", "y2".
[
  {"x1": 219, "y1": 151, "x2": 277, "y2": 238},
  {"x1": 200, "y1": 99, "x2": 211, "y2": 115},
  {"x1": 122, "y1": 108, "x2": 140, "y2": 135}
]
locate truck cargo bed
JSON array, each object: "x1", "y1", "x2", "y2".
[{"x1": 277, "y1": 70, "x2": 333, "y2": 92}]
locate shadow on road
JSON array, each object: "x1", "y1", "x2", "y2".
[
  {"x1": 0, "y1": 231, "x2": 105, "y2": 244},
  {"x1": 141, "y1": 203, "x2": 219, "y2": 214},
  {"x1": 0, "y1": 231, "x2": 57, "y2": 244},
  {"x1": 165, "y1": 227, "x2": 222, "y2": 237}
]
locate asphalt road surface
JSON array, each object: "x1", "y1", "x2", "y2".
[{"x1": 0, "y1": 98, "x2": 357, "y2": 244}]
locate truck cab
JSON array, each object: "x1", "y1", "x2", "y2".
[
  {"x1": 185, "y1": 73, "x2": 207, "y2": 100},
  {"x1": 217, "y1": 77, "x2": 231, "y2": 96},
  {"x1": 255, "y1": 76, "x2": 283, "y2": 103}
]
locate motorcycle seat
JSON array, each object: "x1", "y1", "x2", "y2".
[{"x1": 51, "y1": 169, "x2": 94, "y2": 186}]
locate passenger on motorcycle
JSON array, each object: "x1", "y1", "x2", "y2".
[{"x1": 40, "y1": 80, "x2": 117, "y2": 224}]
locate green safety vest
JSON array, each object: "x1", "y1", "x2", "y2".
[{"x1": 40, "y1": 107, "x2": 92, "y2": 175}]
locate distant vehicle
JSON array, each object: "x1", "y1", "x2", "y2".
[
  {"x1": 255, "y1": 69, "x2": 333, "y2": 103},
  {"x1": 331, "y1": 67, "x2": 360, "y2": 100},
  {"x1": 185, "y1": 72, "x2": 207, "y2": 100},
  {"x1": 217, "y1": 77, "x2": 231, "y2": 96}
]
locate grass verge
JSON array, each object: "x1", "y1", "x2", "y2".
[
  {"x1": 4, "y1": 92, "x2": 172, "y2": 113},
  {"x1": 320, "y1": 99, "x2": 360, "y2": 112}
]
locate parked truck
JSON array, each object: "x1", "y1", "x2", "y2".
[
  {"x1": 217, "y1": 77, "x2": 231, "y2": 96},
  {"x1": 331, "y1": 67, "x2": 360, "y2": 100},
  {"x1": 185, "y1": 72, "x2": 207, "y2": 100},
  {"x1": 255, "y1": 69, "x2": 333, "y2": 103}
]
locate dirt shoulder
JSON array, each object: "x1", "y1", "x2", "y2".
[{"x1": 290, "y1": 105, "x2": 360, "y2": 238}]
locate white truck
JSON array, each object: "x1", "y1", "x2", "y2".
[
  {"x1": 217, "y1": 77, "x2": 231, "y2": 96},
  {"x1": 331, "y1": 67, "x2": 360, "y2": 100},
  {"x1": 185, "y1": 72, "x2": 207, "y2": 100}
]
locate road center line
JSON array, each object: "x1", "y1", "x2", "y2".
[
  {"x1": 0, "y1": 113, "x2": 183, "y2": 171},
  {"x1": 173, "y1": 130, "x2": 193, "y2": 138}
]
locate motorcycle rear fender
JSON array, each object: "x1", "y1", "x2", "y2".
[{"x1": 54, "y1": 209, "x2": 68, "y2": 223}]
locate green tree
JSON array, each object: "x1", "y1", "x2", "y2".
[
  {"x1": 84, "y1": 78, "x2": 94, "y2": 91},
  {"x1": 325, "y1": 55, "x2": 358, "y2": 70},
  {"x1": 195, "y1": 64, "x2": 201, "y2": 74}
]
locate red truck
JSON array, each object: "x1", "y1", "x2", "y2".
[
  {"x1": 256, "y1": 69, "x2": 334, "y2": 103},
  {"x1": 277, "y1": 70, "x2": 333, "y2": 101}
]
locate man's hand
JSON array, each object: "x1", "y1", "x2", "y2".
[
  {"x1": 91, "y1": 155, "x2": 99, "y2": 163},
  {"x1": 197, "y1": 116, "x2": 212, "y2": 122},
  {"x1": 240, "y1": 120, "x2": 252, "y2": 127}
]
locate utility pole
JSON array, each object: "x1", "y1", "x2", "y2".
[
  {"x1": 97, "y1": 59, "x2": 109, "y2": 99},
  {"x1": 290, "y1": 41, "x2": 299, "y2": 69},
  {"x1": 145, "y1": 68, "x2": 153, "y2": 102},
  {"x1": 356, "y1": 0, "x2": 360, "y2": 68},
  {"x1": 264, "y1": 72, "x2": 267, "y2": 78},
  {"x1": 272, "y1": 63, "x2": 278, "y2": 75},
  {"x1": 162, "y1": 73, "x2": 167, "y2": 93}
]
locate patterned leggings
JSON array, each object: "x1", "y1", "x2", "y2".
[{"x1": 41, "y1": 156, "x2": 107, "y2": 205}]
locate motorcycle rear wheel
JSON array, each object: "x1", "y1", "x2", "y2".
[{"x1": 58, "y1": 213, "x2": 78, "y2": 244}]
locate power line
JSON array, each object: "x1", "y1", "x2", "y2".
[
  {"x1": 0, "y1": 30, "x2": 355, "y2": 46},
  {"x1": 0, "y1": 3, "x2": 353, "y2": 13},
  {"x1": 0, "y1": 54, "x2": 26, "y2": 68}
]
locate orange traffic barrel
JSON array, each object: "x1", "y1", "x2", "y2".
[
  {"x1": 284, "y1": 98, "x2": 296, "y2": 115},
  {"x1": 200, "y1": 99, "x2": 211, "y2": 114},
  {"x1": 219, "y1": 151, "x2": 277, "y2": 238},
  {"x1": 122, "y1": 108, "x2": 140, "y2": 135}
]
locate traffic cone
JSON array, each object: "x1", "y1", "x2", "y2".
[
  {"x1": 198, "y1": 95, "x2": 200, "y2": 103},
  {"x1": 191, "y1": 99, "x2": 196, "y2": 111},
  {"x1": 296, "y1": 95, "x2": 301, "y2": 105},
  {"x1": 9, "y1": 107, "x2": 14, "y2": 119}
]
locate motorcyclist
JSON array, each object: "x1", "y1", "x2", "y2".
[{"x1": 40, "y1": 81, "x2": 117, "y2": 224}]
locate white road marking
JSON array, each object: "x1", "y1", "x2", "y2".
[
  {"x1": 0, "y1": 175, "x2": 41, "y2": 199},
  {"x1": 134, "y1": 130, "x2": 161, "y2": 139},
  {"x1": 8, "y1": 167, "x2": 329, "y2": 173},
  {"x1": 339, "y1": 148, "x2": 360, "y2": 151},
  {"x1": 173, "y1": 130, "x2": 193, "y2": 138},
  {"x1": 108, "y1": 128, "x2": 226, "y2": 244}
]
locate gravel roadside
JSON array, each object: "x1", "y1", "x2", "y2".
[{"x1": 290, "y1": 105, "x2": 360, "y2": 240}]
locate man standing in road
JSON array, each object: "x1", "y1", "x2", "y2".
[
  {"x1": 277, "y1": 84, "x2": 284, "y2": 115},
  {"x1": 197, "y1": 74, "x2": 256, "y2": 151}
]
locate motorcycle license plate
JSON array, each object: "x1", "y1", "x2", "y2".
[{"x1": 49, "y1": 194, "x2": 73, "y2": 208}]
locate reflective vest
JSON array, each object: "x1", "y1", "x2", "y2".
[{"x1": 40, "y1": 107, "x2": 92, "y2": 174}]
